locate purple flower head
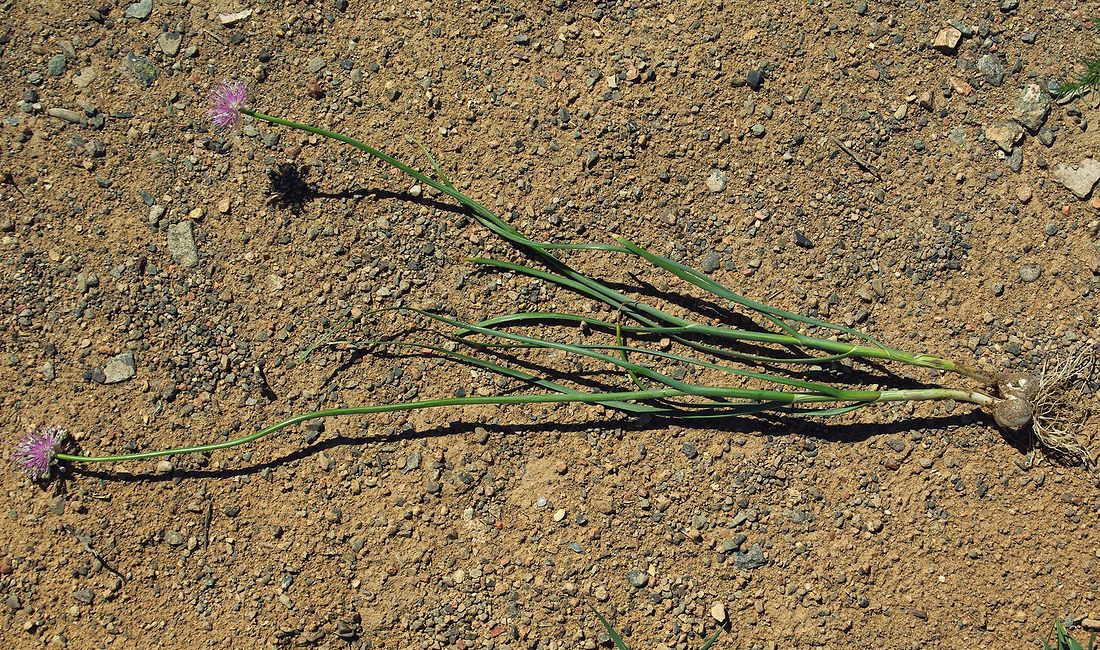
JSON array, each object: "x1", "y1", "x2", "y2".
[
  {"x1": 13, "y1": 425, "x2": 65, "y2": 481},
  {"x1": 208, "y1": 80, "x2": 249, "y2": 131}
]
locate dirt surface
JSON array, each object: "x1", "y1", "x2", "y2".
[{"x1": 3, "y1": 1, "x2": 1100, "y2": 648}]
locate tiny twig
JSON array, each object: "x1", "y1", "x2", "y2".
[
  {"x1": 202, "y1": 499, "x2": 213, "y2": 549},
  {"x1": 203, "y1": 29, "x2": 227, "y2": 46},
  {"x1": 62, "y1": 523, "x2": 126, "y2": 583},
  {"x1": 2, "y1": 172, "x2": 26, "y2": 198},
  {"x1": 831, "y1": 136, "x2": 882, "y2": 180}
]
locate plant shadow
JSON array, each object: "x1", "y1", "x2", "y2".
[{"x1": 267, "y1": 162, "x2": 464, "y2": 216}]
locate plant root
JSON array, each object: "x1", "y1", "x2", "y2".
[{"x1": 1029, "y1": 345, "x2": 1096, "y2": 467}]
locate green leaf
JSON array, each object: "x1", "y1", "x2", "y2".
[
  {"x1": 698, "y1": 624, "x2": 724, "y2": 650},
  {"x1": 589, "y1": 605, "x2": 631, "y2": 650}
]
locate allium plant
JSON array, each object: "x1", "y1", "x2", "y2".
[{"x1": 13, "y1": 80, "x2": 1094, "y2": 481}]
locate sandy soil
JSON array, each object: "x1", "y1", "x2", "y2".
[{"x1": 2, "y1": 1, "x2": 1099, "y2": 648}]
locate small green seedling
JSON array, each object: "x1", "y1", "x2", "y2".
[
  {"x1": 590, "y1": 605, "x2": 723, "y2": 650},
  {"x1": 1041, "y1": 620, "x2": 1097, "y2": 650},
  {"x1": 1055, "y1": 20, "x2": 1100, "y2": 98}
]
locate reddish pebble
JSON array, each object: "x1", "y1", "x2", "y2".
[
  {"x1": 0, "y1": 559, "x2": 11, "y2": 575},
  {"x1": 950, "y1": 77, "x2": 973, "y2": 96}
]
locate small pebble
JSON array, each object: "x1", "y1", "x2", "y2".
[
  {"x1": 1007, "y1": 147, "x2": 1022, "y2": 173},
  {"x1": 1019, "y1": 266, "x2": 1041, "y2": 283},
  {"x1": 125, "y1": 0, "x2": 152, "y2": 20},
  {"x1": 710, "y1": 602, "x2": 727, "y2": 623},
  {"x1": 47, "y1": 54, "x2": 68, "y2": 77},
  {"x1": 745, "y1": 69, "x2": 763, "y2": 90},
  {"x1": 103, "y1": 353, "x2": 136, "y2": 384},
  {"x1": 626, "y1": 570, "x2": 649, "y2": 588},
  {"x1": 705, "y1": 169, "x2": 727, "y2": 193}
]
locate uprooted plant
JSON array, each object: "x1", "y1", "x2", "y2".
[{"x1": 11, "y1": 80, "x2": 1095, "y2": 482}]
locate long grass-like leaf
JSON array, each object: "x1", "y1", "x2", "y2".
[{"x1": 589, "y1": 606, "x2": 631, "y2": 650}]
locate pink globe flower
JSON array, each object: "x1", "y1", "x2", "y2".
[
  {"x1": 13, "y1": 425, "x2": 65, "y2": 480},
  {"x1": 208, "y1": 80, "x2": 249, "y2": 131}
]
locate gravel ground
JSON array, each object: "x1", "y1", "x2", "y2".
[{"x1": 2, "y1": 1, "x2": 1100, "y2": 648}]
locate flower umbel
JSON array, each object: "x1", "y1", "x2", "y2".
[
  {"x1": 208, "y1": 80, "x2": 248, "y2": 131},
  {"x1": 13, "y1": 425, "x2": 65, "y2": 480}
]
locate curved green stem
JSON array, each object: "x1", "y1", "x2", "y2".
[{"x1": 53, "y1": 386, "x2": 993, "y2": 464}]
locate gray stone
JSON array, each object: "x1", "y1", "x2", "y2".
[
  {"x1": 47, "y1": 54, "x2": 68, "y2": 77},
  {"x1": 48, "y1": 495, "x2": 66, "y2": 515},
  {"x1": 681, "y1": 442, "x2": 699, "y2": 459},
  {"x1": 701, "y1": 252, "x2": 721, "y2": 273},
  {"x1": 103, "y1": 353, "x2": 136, "y2": 384},
  {"x1": 1038, "y1": 127, "x2": 1055, "y2": 147},
  {"x1": 745, "y1": 68, "x2": 763, "y2": 90},
  {"x1": 721, "y1": 534, "x2": 747, "y2": 552},
  {"x1": 125, "y1": 0, "x2": 152, "y2": 20},
  {"x1": 73, "y1": 67, "x2": 97, "y2": 89},
  {"x1": 1007, "y1": 147, "x2": 1023, "y2": 173},
  {"x1": 307, "y1": 57, "x2": 327, "y2": 73},
  {"x1": 984, "y1": 120, "x2": 1023, "y2": 153},
  {"x1": 705, "y1": 169, "x2": 726, "y2": 193},
  {"x1": 76, "y1": 271, "x2": 99, "y2": 293},
  {"x1": 48, "y1": 108, "x2": 86, "y2": 125},
  {"x1": 1052, "y1": 159, "x2": 1100, "y2": 199},
  {"x1": 165, "y1": 530, "x2": 185, "y2": 546},
  {"x1": 127, "y1": 53, "x2": 157, "y2": 87},
  {"x1": 948, "y1": 125, "x2": 966, "y2": 145},
  {"x1": 750, "y1": 123, "x2": 766, "y2": 138},
  {"x1": 794, "y1": 231, "x2": 814, "y2": 248},
  {"x1": 734, "y1": 542, "x2": 767, "y2": 570},
  {"x1": 1013, "y1": 84, "x2": 1051, "y2": 132},
  {"x1": 157, "y1": 32, "x2": 182, "y2": 57},
  {"x1": 1019, "y1": 266, "x2": 1041, "y2": 283},
  {"x1": 626, "y1": 570, "x2": 649, "y2": 588},
  {"x1": 72, "y1": 589, "x2": 94, "y2": 605},
  {"x1": 167, "y1": 221, "x2": 199, "y2": 267},
  {"x1": 977, "y1": 55, "x2": 1004, "y2": 87}
]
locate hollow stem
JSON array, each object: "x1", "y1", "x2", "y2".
[
  {"x1": 240, "y1": 108, "x2": 991, "y2": 384},
  {"x1": 54, "y1": 386, "x2": 992, "y2": 464}
]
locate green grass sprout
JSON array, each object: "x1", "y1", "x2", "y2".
[
  {"x1": 1041, "y1": 619, "x2": 1097, "y2": 650},
  {"x1": 1055, "y1": 19, "x2": 1100, "y2": 99},
  {"x1": 590, "y1": 605, "x2": 723, "y2": 650}
]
